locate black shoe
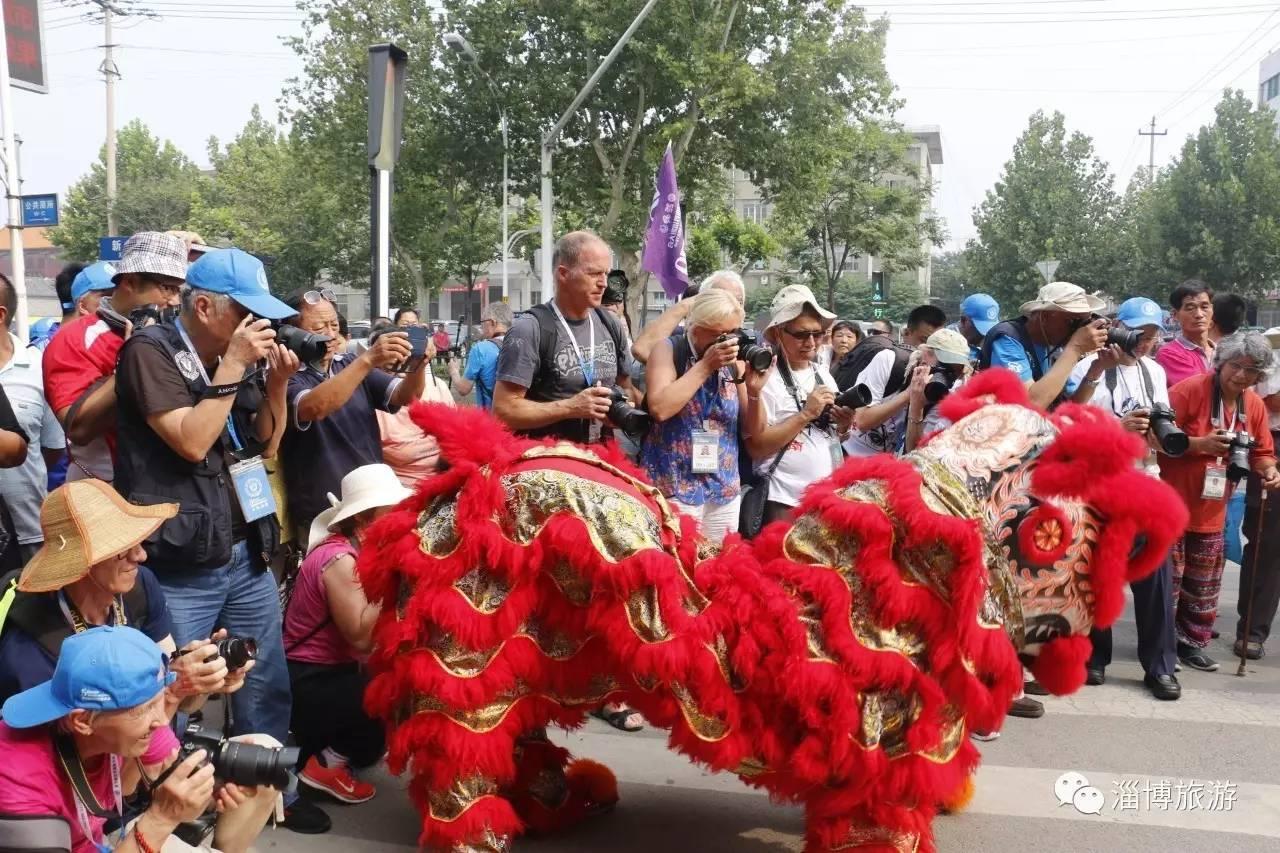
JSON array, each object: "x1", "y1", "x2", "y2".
[
  {"x1": 1211, "y1": 629, "x2": 1220, "y2": 639},
  {"x1": 281, "y1": 798, "x2": 331, "y2": 835},
  {"x1": 1085, "y1": 667, "x2": 1105, "y2": 686},
  {"x1": 1023, "y1": 680, "x2": 1049, "y2": 696},
  {"x1": 1233, "y1": 639, "x2": 1265, "y2": 660},
  {"x1": 1144, "y1": 674, "x2": 1181, "y2": 701},
  {"x1": 1178, "y1": 649, "x2": 1219, "y2": 672},
  {"x1": 1008, "y1": 696, "x2": 1044, "y2": 719}
]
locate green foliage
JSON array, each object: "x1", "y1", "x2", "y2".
[
  {"x1": 965, "y1": 111, "x2": 1119, "y2": 310},
  {"x1": 928, "y1": 249, "x2": 972, "y2": 317},
  {"x1": 49, "y1": 120, "x2": 206, "y2": 261}
]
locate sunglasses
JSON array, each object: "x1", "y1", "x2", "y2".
[
  {"x1": 782, "y1": 328, "x2": 824, "y2": 342},
  {"x1": 867, "y1": 329, "x2": 888, "y2": 336},
  {"x1": 303, "y1": 289, "x2": 336, "y2": 305}
]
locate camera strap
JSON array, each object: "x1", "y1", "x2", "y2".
[
  {"x1": 549, "y1": 300, "x2": 596, "y2": 388},
  {"x1": 1104, "y1": 361, "x2": 1156, "y2": 413},
  {"x1": 54, "y1": 733, "x2": 122, "y2": 847},
  {"x1": 1211, "y1": 379, "x2": 1244, "y2": 433}
]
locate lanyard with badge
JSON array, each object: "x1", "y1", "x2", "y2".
[
  {"x1": 1203, "y1": 382, "x2": 1244, "y2": 502},
  {"x1": 781, "y1": 361, "x2": 843, "y2": 471},
  {"x1": 687, "y1": 334, "x2": 730, "y2": 475},
  {"x1": 174, "y1": 319, "x2": 278, "y2": 522},
  {"x1": 549, "y1": 301, "x2": 602, "y2": 443},
  {"x1": 55, "y1": 734, "x2": 123, "y2": 853}
]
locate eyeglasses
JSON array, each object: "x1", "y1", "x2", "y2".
[
  {"x1": 782, "y1": 328, "x2": 824, "y2": 342},
  {"x1": 303, "y1": 289, "x2": 336, "y2": 305},
  {"x1": 1224, "y1": 361, "x2": 1264, "y2": 380},
  {"x1": 138, "y1": 274, "x2": 182, "y2": 295}
]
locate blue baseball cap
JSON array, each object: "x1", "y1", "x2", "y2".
[
  {"x1": 185, "y1": 248, "x2": 295, "y2": 321},
  {"x1": 1, "y1": 626, "x2": 175, "y2": 728},
  {"x1": 1116, "y1": 297, "x2": 1163, "y2": 330},
  {"x1": 70, "y1": 262, "x2": 117, "y2": 304},
  {"x1": 960, "y1": 293, "x2": 1000, "y2": 335}
]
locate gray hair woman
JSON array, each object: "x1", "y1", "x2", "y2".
[{"x1": 1159, "y1": 330, "x2": 1280, "y2": 673}]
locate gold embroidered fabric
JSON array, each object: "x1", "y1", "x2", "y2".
[
  {"x1": 545, "y1": 559, "x2": 592, "y2": 607},
  {"x1": 832, "y1": 826, "x2": 920, "y2": 853},
  {"x1": 625, "y1": 586, "x2": 671, "y2": 643},
  {"x1": 517, "y1": 618, "x2": 588, "y2": 661},
  {"x1": 419, "y1": 497, "x2": 461, "y2": 557},
  {"x1": 856, "y1": 691, "x2": 917, "y2": 756},
  {"x1": 413, "y1": 691, "x2": 526, "y2": 734},
  {"x1": 451, "y1": 829, "x2": 511, "y2": 853},
  {"x1": 916, "y1": 704, "x2": 966, "y2": 765},
  {"x1": 733, "y1": 756, "x2": 769, "y2": 778},
  {"x1": 795, "y1": 591, "x2": 838, "y2": 664},
  {"x1": 524, "y1": 768, "x2": 570, "y2": 811},
  {"x1": 452, "y1": 567, "x2": 511, "y2": 615},
  {"x1": 427, "y1": 629, "x2": 504, "y2": 679},
  {"x1": 428, "y1": 775, "x2": 499, "y2": 822},
  {"x1": 670, "y1": 681, "x2": 730, "y2": 742}
]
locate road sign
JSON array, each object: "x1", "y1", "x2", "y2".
[
  {"x1": 99, "y1": 236, "x2": 126, "y2": 262},
  {"x1": 19, "y1": 193, "x2": 56, "y2": 227},
  {"x1": 873, "y1": 307, "x2": 884, "y2": 319},
  {"x1": 5, "y1": 0, "x2": 48, "y2": 94},
  {"x1": 871, "y1": 271, "x2": 887, "y2": 304},
  {"x1": 1034, "y1": 260, "x2": 1060, "y2": 283}
]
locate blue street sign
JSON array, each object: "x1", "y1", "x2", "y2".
[
  {"x1": 20, "y1": 194, "x2": 58, "y2": 227},
  {"x1": 99, "y1": 236, "x2": 127, "y2": 262}
]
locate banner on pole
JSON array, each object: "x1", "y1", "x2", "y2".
[
  {"x1": 641, "y1": 144, "x2": 690, "y2": 300},
  {"x1": 4, "y1": 0, "x2": 47, "y2": 94}
]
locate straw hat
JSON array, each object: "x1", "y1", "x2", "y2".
[
  {"x1": 19, "y1": 482, "x2": 177, "y2": 593},
  {"x1": 306, "y1": 464, "x2": 414, "y2": 554},
  {"x1": 1018, "y1": 281, "x2": 1106, "y2": 316}
]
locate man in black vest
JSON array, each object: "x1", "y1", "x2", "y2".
[
  {"x1": 493, "y1": 230, "x2": 636, "y2": 445},
  {"x1": 979, "y1": 281, "x2": 1108, "y2": 410},
  {"x1": 113, "y1": 249, "x2": 329, "y2": 833}
]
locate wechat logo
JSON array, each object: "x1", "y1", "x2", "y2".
[{"x1": 1055, "y1": 771, "x2": 1105, "y2": 815}]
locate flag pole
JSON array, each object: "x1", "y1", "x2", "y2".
[{"x1": 0, "y1": 11, "x2": 29, "y2": 340}]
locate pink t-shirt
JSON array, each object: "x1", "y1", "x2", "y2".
[
  {"x1": 1155, "y1": 335, "x2": 1213, "y2": 389},
  {"x1": 283, "y1": 535, "x2": 359, "y2": 665},
  {"x1": 0, "y1": 722, "x2": 178, "y2": 853}
]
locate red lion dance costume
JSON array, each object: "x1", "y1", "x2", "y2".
[{"x1": 359, "y1": 371, "x2": 1187, "y2": 853}]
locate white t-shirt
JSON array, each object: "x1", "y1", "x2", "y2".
[
  {"x1": 755, "y1": 363, "x2": 841, "y2": 507},
  {"x1": 1256, "y1": 367, "x2": 1280, "y2": 431},
  {"x1": 843, "y1": 349, "x2": 905, "y2": 457},
  {"x1": 1071, "y1": 355, "x2": 1170, "y2": 475}
]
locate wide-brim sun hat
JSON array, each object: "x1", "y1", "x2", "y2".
[
  {"x1": 765, "y1": 284, "x2": 836, "y2": 332},
  {"x1": 924, "y1": 327, "x2": 971, "y2": 366},
  {"x1": 1018, "y1": 281, "x2": 1106, "y2": 316},
  {"x1": 19, "y1": 481, "x2": 177, "y2": 593},
  {"x1": 305, "y1": 464, "x2": 414, "y2": 554}
]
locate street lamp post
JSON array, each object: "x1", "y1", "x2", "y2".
[
  {"x1": 539, "y1": 0, "x2": 663, "y2": 296},
  {"x1": 444, "y1": 33, "x2": 511, "y2": 305}
]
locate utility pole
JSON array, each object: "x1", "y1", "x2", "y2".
[
  {"x1": 101, "y1": 3, "x2": 120, "y2": 236},
  {"x1": 1139, "y1": 116, "x2": 1167, "y2": 181}
]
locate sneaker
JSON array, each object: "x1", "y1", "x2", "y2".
[
  {"x1": 970, "y1": 730, "x2": 1000, "y2": 742},
  {"x1": 280, "y1": 797, "x2": 332, "y2": 834},
  {"x1": 1178, "y1": 649, "x2": 1219, "y2": 672},
  {"x1": 1008, "y1": 696, "x2": 1044, "y2": 719},
  {"x1": 298, "y1": 756, "x2": 377, "y2": 804},
  {"x1": 1233, "y1": 639, "x2": 1264, "y2": 660}
]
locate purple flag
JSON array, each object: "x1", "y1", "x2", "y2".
[{"x1": 642, "y1": 144, "x2": 690, "y2": 299}]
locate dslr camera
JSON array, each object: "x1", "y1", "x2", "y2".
[
  {"x1": 604, "y1": 269, "x2": 630, "y2": 306},
  {"x1": 1146, "y1": 403, "x2": 1189, "y2": 456},
  {"x1": 607, "y1": 385, "x2": 652, "y2": 437},
  {"x1": 1106, "y1": 326, "x2": 1144, "y2": 355},
  {"x1": 1224, "y1": 430, "x2": 1255, "y2": 483},
  {"x1": 177, "y1": 723, "x2": 299, "y2": 790},
  {"x1": 172, "y1": 636, "x2": 257, "y2": 672},
  {"x1": 271, "y1": 322, "x2": 331, "y2": 365},
  {"x1": 714, "y1": 329, "x2": 774, "y2": 373},
  {"x1": 923, "y1": 365, "x2": 964, "y2": 405}
]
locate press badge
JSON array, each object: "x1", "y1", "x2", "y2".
[
  {"x1": 691, "y1": 430, "x2": 719, "y2": 474},
  {"x1": 1201, "y1": 463, "x2": 1227, "y2": 501},
  {"x1": 229, "y1": 456, "x2": 277, "y2": 522},
  {"x1": 829, "y1": 439, "x2": 844, "y2": 470}
]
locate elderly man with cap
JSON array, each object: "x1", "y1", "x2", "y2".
[
  {"x1": 1068, "y1": 297, "x2": 1182, "y2": 699},
  {"x1": 0, "y1": 626, "x2": 279, "y2": 853},
  {"x1": 978, "y1": 281, "x2": 1108, "y2": 410},
  {"x1": 955, "y1": 293, "x2": 1000, "y2": 361},
  {"x1": 43, "y1": 233, "x2": 188, "y2": 483},
  {"x1": 108, "y1": 248, "x2": 330, "y2": 830}
]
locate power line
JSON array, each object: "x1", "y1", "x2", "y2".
[
  {"x1": 877, "y1": 3, "x2": 1278, "y2": 15},
  {"x1": 1154, "y1": 7, "x2": 1280, "y2": 117},
  {"x1": 1162, "y1": 17, "x2": 1280, "y2": 128}
]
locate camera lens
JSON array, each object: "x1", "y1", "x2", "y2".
[
  {"x1": 1106, "y1": 327, "x2": 1144, "y2": 355},
  {"x1": 217, "y1": 638, "x2": 257, "y2": 671},
  {"x1": 732, "y1": 331, "x2": 774, "y2": 372},
  {"x1": 923, "y1": 368, "x2": 953, "y2": 404},
  {"x1": 607, "y1": 386, "x2": 652, "y2": 436},
  {"x1": 835, "y1": 384, "x2": 872, "y2": 409},
  {"x1": 215, "y1": 741, "x2": 301, "y2": 790},
  {"x1": 275, "y1": 324, "x2": 331, "y2": 363}
]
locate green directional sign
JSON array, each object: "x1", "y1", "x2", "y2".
[{"x1": 873, "y1": 307, "x2": 884, "y2": 319}]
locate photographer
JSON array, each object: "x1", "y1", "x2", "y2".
[
  {"x1": 743, "y1": 286, "x2": 849, "y2": 527},
  {"x1": 1067, "y1": 297, "x2": 1180, "y2": 700},
  {"x1": 1159, "y1": 331, "x2": 1280, "y2": 673},
  {"x1": 979, "y1": 282, "x2": 1108, "y2": 410},
  {"x1": 639, "y1": 289, "x2": 765, "y2": 545},
  {"x1": 903, "y1": 328, "x2": 972, "y2": 453},
  {"x1": 447, "y1": 302, "x2": 512, "y2": 409},
  {"x1": 630, "y1": 270, "x2": 745, "y2": 365},
  {"x1": 956, "y1": 293, "x2": 1000, "y2": 361},
  {"x1": 0, "y1": 627, "x2": 278, "y2": 853},
  {"x1": 493, "y1": 231, "x2": 636, "y2": 444},
  {"x1": 280, "y1": 288, "x2": 427, "y2": 537},
  {"x1": 43, "y1": 233, "x2": 188, "y2": 483}
]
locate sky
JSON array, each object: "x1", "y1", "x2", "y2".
[{"x1": 7, "y1": 1, "x2": 1279, "y2": 253}]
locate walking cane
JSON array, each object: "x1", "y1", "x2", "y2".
[{"x1": 1237, "y1": 489, "x2": 1268, "y2": 677}]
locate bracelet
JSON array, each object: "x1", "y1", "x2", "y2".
[{"x1": 134, "y1": 825, "x2": 159, "y2": 853}]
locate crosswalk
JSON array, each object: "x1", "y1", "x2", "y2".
[{"x1": 277, "y1": 561, "x2": 1279, "y2": 853}]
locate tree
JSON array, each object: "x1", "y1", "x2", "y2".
[
  {"x1": 928, "y1": 249, "x2": 972, "y2": 318},
  {"x1": 687, "y1": 209, "x2": 782, "y2": 282},
  {"x1": 1152, "y1": 90, "x2": 1280, "y2": 297},
  {"x1": 965, "y1": 111, "x2": 1119, "y2": 310},
  {"x1": 772, "y1": 121, "x2": 942, "y2": 311},
  {"x1": 50, "y1": 120, "x2": 206, "y2": 260}
]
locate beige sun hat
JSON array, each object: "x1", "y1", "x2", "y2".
[
  {"x1": 18, "y1": 481, "x2": 177, "y2": 593},
  {"x1": 765, "y1": 284, "x2": 837, "y2": 332},
  {"x1": 1018, "y1": 281, "x2": 1106, "y2": 316},
  {"x1": 306, "y1": 464, "x2": 414, "y2": 554},
  {"x1": 923, "y1": 327, "x2": 971, "y2": 366}
]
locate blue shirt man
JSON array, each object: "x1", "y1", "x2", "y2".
[
  {"x1": 956, "y1": 293, "x2": 1000, "y2": 363},
  {"x1": 449, "y1": 302, "x2": 513, "y2": 410}
]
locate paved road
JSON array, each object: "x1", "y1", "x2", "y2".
[{"x1": 257, "y1": 561, "x2": 1279, "y2": 853}]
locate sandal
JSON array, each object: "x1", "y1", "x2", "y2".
[{"x1": 591, "y1": 705, "x2": 645, "y2": 732}]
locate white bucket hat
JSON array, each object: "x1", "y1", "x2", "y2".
[
  {"x1": 1018, "y1": 281, "x2": 1106, "y2": 316},
  {"x1": 306, "y1": 464, "x2": 414, "y2": 554},
  {"x1": 765, "y1": 284, "x2": 836, "y2": 332},
  {"x1": 1264, "y1": 327, "x2": 1280, "y2": 349},
  {"x1": 923, "y1": 328, "x2": 971, "y2": 366}
]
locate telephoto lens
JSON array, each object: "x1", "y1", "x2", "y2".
[
  {"x1": 1146, "y1": 403, "x2": 1188, "y2": 456},
  {"x1": 834, "y1": 384, "x2": 872, "y2": 409},
  {"x1": 179, "y1": 724, "x2": 300, "y2": 790},
  {"x1": 1106, "y1": 327, "x2": 1144, "y2": 355},
  {"x1": 607, "y1": 386, "x2": 652, "y2": 436}
]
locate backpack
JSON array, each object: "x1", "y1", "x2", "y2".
[
  {"x1": 833, "y1": 334, "x2": 912, "y2": 397},
  {"x1": 978, "y1": 317, "x2": 1071, "y2": 410},
  {"x1": 0, "y1": 569, "x2": 150, "y2": 659}
]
